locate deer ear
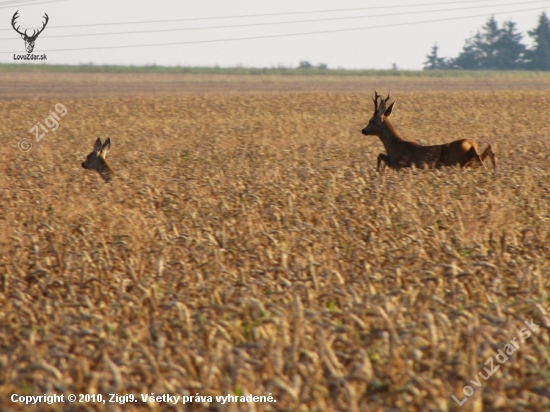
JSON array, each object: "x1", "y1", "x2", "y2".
[
  {"x1": 101, "y1": 137, "x2": 111, "y2": 157},
  {"x1": 93, "y1": 138, "x2": 102, "y2": 153},
  {"x1": 384, "y1": 102, "x2": 395, "y2": 117},
  {"x1": 20, "y1": 34, "x2": 25, "y2": 40}
]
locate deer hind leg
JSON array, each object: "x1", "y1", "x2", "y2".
[
  {"x1": 480, "y1": 144, "x2": 497, "y2": 170},
  {"x1": 377, "y1": 153, "x2": 391, "y2": 172}
]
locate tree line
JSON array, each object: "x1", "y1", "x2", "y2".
[{"x1": 424, "y1": 12, "x2": 550, "y2": 70}]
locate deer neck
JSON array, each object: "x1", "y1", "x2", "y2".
[
  {"x1": 97, "y1": 159, "x2": 113, "y2": 182},
  {"x1": 378, "y1": 118, "x2": 405, "y2": 152}
]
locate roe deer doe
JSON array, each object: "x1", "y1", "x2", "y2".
[
  {"x1": 82, "y1": 137, "x2": 113, "y2": 182},
  {"x1": 361, "y1": 91, "x2": 497, "y2": 172}
]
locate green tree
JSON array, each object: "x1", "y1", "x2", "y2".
[
  {"x1": 451, "y1": 16, "x2": 527, "y2": 69},
  {"x1": 492, "y1": 20, "x2": 527, "y2": 69},
  {"x1": 423, "y1": 43, "x2": 449, "y2": 69},
  {"x1": 452, "y1": 34, "x2": 484, "y2": 69},
  {"x1": 528, "y1": 12, "x2": 550, "y2": 70}
]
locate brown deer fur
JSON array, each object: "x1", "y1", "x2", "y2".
[
  {"x1": 81, "y1": 137, "x2": 113, "y2": 182},
  {"x1": 361, "y1": 91, "x2": 497, "y2": 172}
]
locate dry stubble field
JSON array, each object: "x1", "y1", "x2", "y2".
[{"x1": 1, "y1": 73, "x2": 550, "y2": 412}]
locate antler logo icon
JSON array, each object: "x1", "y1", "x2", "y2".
[{"x1": 12, "y1": 10, "x2": 49, "y2": 53}]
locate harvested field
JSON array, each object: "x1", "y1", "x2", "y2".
[
  {"x1": 1, "y1": 74, "x2": 550, "y2": 411},
  {"x1": 4, "y1": 71, "x2": 550, "y2": 100}
]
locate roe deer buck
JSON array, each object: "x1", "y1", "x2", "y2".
[
  {"x1": 361, "y1": 91, "x2": 497, "y2": 172},
  {"x1": 82, "y1": 137, "x2": 113, "y2": 182}
]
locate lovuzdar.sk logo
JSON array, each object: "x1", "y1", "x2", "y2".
[{"x1": 12, "y1": 10, "x2": 49, "y2": 61}]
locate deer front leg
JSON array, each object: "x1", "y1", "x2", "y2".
[
  {"x1": 480, "y1": 144, "x2": 497, "y2": 171},
  {"x1": 462, "y1": 146, "x2": 487, "y2": 170},
  {"x1": 377, "y1": 153, "x2": 391, "y2": 172}
]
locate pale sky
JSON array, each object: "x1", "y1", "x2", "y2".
[{"x1": 1, "y1": 0, "x2": 549, "y2": 70}]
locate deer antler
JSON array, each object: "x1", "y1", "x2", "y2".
[
  {"x1": 28, "y1": 13, "x2": 49, "y2": 40},
  {"x1": 11, "y1": 11, "x2": 26, "y2": 37},
  {"x1": 373, "y1": 90, "x2": 381, "y2": 111},
  {"x1": 375, "y1": 90, "x2": 392, "y2": 112}
]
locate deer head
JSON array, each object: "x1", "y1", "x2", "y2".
[
  {"x1": 12, "y1": 11, "x2": 49, "y2": 54},
  {"x1": 361, "y1": 90, "x2": 395, "y2": 136},
  {"x1": 82, "y1": 138, "x2": 114, "y2": 182}
]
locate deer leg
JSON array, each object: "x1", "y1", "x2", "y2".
[
  {"x1": 433, "y1": 146, "x2": 443, "y2": 169},
  {"x1": 478, "y1": 154, "x2": 487, "y2": 170},
  {"x1": 480, "y1": 144, "x2": 497, "y2": 171},
  {"x1": 377, "y1": 153, "x2": 390, "y2": 172},
  {"x1": 463, "y1": 146, "x2": 487, "y2": 170}
]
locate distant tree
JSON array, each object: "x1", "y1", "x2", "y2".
[
  {"x1": 493, "y1": 20, "x2": 528, "y2": 69},
  {"x1": 298, "y1": 61, "x2": 313, "y2": 69},
  {"x1": 478, "y1": 16, "x2": 503, "y2": 68},
  {"x1": 317, "y1": 63, "x2": 328, "y2": 70},
  {"x1": 423, "y1": 43, "x2": 449, "y2": 69},
  {"x1": 452, "y1": 35, "x2": 483, "y2": 69},
  {"x1": 454, "y1": 17, "x2": 499, "y2": 69},
  {"x1": 451, "y1": 16, "x2": 527, "y2": 69},
  {"x1": 527, "y1": 12, "x2": 550, "y2": 70}
]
